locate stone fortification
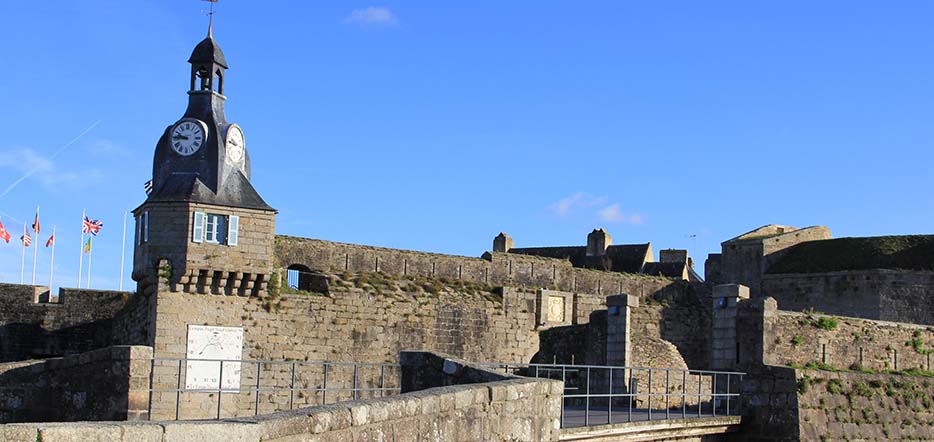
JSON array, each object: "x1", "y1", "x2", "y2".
[
  {"x1": 711, "y1": 224, "x2": 832, "y2": 295},
  {"x1": 0, "y1": 350, "x2": 562, "y2": 442},
  {"x1": 0, "y1": 346, "x2": 151, "y2": 423},
  {"x1": 0, "y1": 283, "x2": 139, "y2": 362},
  {"x1": 275, "y1": 235, "x2": 674, "y2": 299},
  {"x1": 761, "y1": 269, "x2": 934, "y2": 325},
  {"x1": 764, "y1": 309, "x2": 933, "y2": 372},
  {"x1": 795, "y1": 370, "x2": 934, "y2": 441}
]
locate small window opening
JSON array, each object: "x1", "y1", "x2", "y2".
[
  {"x1": 198, "y1": 66, "x2": 211, "y2": 91},
  {"x1": 214, "y1": 69, "x2": 224, "y2": 94}
]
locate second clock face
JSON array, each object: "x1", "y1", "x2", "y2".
[
  {"x1": 226, "y1": 125, "x2": 245, "y2": 163},
  {"x1": 171, "y1": 120, "x2": 206, "y2": 156}
]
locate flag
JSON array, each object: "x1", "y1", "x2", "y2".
[
  {"x1": 21, "y1": 233, "x2": 32, "y2": 247},
  {"x1": 144, "y1": 179, "x2": 153, "y2": 195},
  {"x1": 0, "y1": 220, "x2": 9, "y2": 243},
  {"x1": 84, "y1": 237, "x2": 91, "y2": 253},
  {"x1": 82, "y1": 216, "x2": 103, "y2": 236},
  {"x1": 32, "y1": 211, "x2": 40, "y2": 234},
  {"x1": 45, "y1": 234, "x2": 54, "y2": 248}
]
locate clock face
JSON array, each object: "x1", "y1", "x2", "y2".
[
  {"x1": 170, "y1": 120, "x2": 206, "y2": 156},
  {"x1": 225, "y1": 125, "x2": 245, "y2": 163}
]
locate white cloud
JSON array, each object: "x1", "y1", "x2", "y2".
[
  {"x1": 345, "y1": 7, "x2": 398, "y2": 26},
  {"x1": 550, "y1": 192, "x2": 607, "y2": 216},
  {"x1": 598, "y1": 203, "x2": 645, "y2": 224},
  {"x1": 0, "y1": 148, "x2": 102, "y2": 196}
]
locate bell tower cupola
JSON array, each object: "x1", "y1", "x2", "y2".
[{"x1": 188, "y1": 29, "x2": 228, "y2": 95}]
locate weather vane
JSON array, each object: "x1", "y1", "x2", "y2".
[{"x1": 202, "y1": 0, "x2": 220, "y2": 36}]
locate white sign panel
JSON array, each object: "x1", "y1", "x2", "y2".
[{"x1": 185, "y1": 325, "x2": 244, "y2": 392}]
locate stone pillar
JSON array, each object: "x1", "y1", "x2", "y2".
[
  {"x1": 493, "y1": 232, "x2": 514, "y2": 253},
  {"x1": 606, "y1": 294, "x2": 638, "y2": 368},
  {"x1": 711, "y1": 284, "x2": 750, "y2": 370},
  {"x1": 586, "y1": 228, "x2": 612, "y2": 257}
]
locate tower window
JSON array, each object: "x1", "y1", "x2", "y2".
[
  {"x1": 205, "y1": 213, "x2": 225, "y2": 244},
  {"x1": 214, "y1": 69, "x2": 224, "y2": 94},
  {"x1": 192, "y1": 211, "x2": 239, "y2": 246},
  {"x1": 136, "y1": 210, "x2": 150, "y2": 245}
]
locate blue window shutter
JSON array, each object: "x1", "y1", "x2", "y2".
[
  {"x1": 228, "y1": 215, "x2": 239, "y2": 246},
  {"x1": 192, "y1": 212, "x2": 205, "y2": 243}
]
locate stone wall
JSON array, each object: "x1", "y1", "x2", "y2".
[
  {"x1": 275, "y1": 236, "x2": 676, "y2": 299},
  {"x1": 761, "y1": 269, "x2": 934, "y2": 325},
  {"x1": 0, "y1": 351, "x2": 562, "y2": 442},
  {"x1": 796, "y1": 370, "x2": 934, "y2": 441},
  {"x1": 146, "y1": 276, "x2": 549, "y2": 420},
  {"x1": 764, "y1": 310, "x2": 933, "y2": 372},
  {"x1": 0, "y1": 283, "x2": 138, "y2": 362},
  {"x1": 0, "y1": 346, "x2": 151, "y2": 423}
]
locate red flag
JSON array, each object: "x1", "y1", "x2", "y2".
[
  {"x1": 45, "y1": 234, "x2": 54, "y2": 248},
  {"x1": 0, "y1": 220, "x2": 9, "y2": 243},
  {"x1": 32, "y1": 210, "x2": 40, "y2": 234}
]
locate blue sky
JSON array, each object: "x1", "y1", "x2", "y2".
[{"x1": 1, "y1": 1, "x2": 933, "y2": 291}]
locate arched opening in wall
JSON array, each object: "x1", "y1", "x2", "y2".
[{"x1": 285, "y1": 264, "x2": 328, "y2": 294}]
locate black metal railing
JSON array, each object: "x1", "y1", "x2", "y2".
[
  {"x1": 479, "y1": 363, "x2": 744, "y2": 429},
  {"x1": 147, "y1": 358, "x2": 401, "y2": 420}
]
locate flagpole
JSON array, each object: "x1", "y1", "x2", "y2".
[
  {"x1": 31, "y1": 207, "x2": 39, "y2": 286},
  {"x1": 86, "y1": 237, "x2": 93, "y2": 288},
  {"x1": 78, "y1": 209, "x2": 85, "y2": 288},
  {"x1": 49, "y1": 226, "x2": 56, "y2": 290},
  {"x1": 119, "y1": 210, "x2": 127, "y2": 291},
  {"x1": 20, "y1": 222, "x2": 26, "y2": 284}
]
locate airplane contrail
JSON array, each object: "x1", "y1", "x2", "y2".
[{"x1": 0, "y1": 120, "x2": 102, "y2": 200}]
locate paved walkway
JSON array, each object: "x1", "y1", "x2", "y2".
[{"x1": 561, "y1": 405, "x2": 734, "y2": 428}]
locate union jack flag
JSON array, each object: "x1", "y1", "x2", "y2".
[
  {"x1": 20, "y1": 233, "x2": 31, "y2": 247},
  {"x1": 82, "y1": 216, "x2": 103, "y2": 236}
]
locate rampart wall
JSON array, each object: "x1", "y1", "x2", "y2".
[
  {"x1": 0, "y1": 346, "x2": 151, "y2": 423},
  {"x1": 761, "y1": 269, "x2": 934, "y2": 325},
  {"x1": 274, "y1": 236, "x2": 675, "y2": 300},
  {"x1": 764, "y1": 310, "x2": 933, "y2": 372},
  {"x1": 0, "y1": 284, "x2": 139, "y2": 362},
  {"x1": 0, "y1": 350, "x2": 562, "y2": 442}
]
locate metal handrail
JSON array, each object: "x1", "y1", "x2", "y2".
[
  {"x1": 147, "y1": 357, "x2": 401, "y2": 421},
  {"x1": 478, "y1": 362, "x2": 745, "y2": 429}
]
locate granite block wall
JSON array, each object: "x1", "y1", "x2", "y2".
[
  {"x1": 0, "y1": 283, "x2": 138, "y2": 362},
  {"x1": 0, "y1": 346, "x2": 152, "y2": 423},
  {"x1": 763, "y1": 310, "x2": 933, "y2": 372},
  {"x1": 796, "y1": 370, "x2": 934, "y2": 441},
  {"x1": 274, "y1": 236, "x2": 676, "y2": 299},
  {"x1": 761, "y1": 269, "x2": 934, "y2": 325}
]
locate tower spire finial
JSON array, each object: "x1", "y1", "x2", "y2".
[{"x1": 202, "y1": 0, "x2": 219, "y2": 37}]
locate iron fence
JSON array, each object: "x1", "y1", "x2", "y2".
[
  {"x1": 147, "y1": 358, "x2": 401, "y2": 420},
  {"x1": 480, "y1": 363, "x2": 744, "y2": 429}
]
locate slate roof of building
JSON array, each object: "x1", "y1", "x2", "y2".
[
  {"x1": 145, "y1": 172, "x2": 274, "y2": 211},
  {"x1": 766, "y1": 235, "x2": 934, "y2": 274},
  {"x1": 508, "y1": 244, "x2": 650, "y2": 273},
  {"x1": 643, "y1": 262, "x2": 687, "y2": 278},
  {"x1": 189, "y1": 35, "x2": 228, "y2": 68}
]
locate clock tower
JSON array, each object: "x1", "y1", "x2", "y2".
[{"x1": 132, "y1": 29, "x2": 277, "y2": 297}]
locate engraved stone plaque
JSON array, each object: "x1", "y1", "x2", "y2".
[
  {"x1": 185, "y1": 325, "x2": 244, "y2": 392},
  {"x1": 547, "y1": 295, "x2": 565, "y2": 322}
]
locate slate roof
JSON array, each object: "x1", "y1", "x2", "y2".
[
  {"x1": 643, "y1": 262, "x2": 687, "y2": 278},
  {"x1": 766, "y1": 235, "x2": 934, "y2": 274},
  {"x1": 508, "y1": 244, "x2": 651, "y2": 274},
  {"x1": 145, "y1": 171, "x2": 274, "y2": 211},
  {"x1": 189, "y1": 36, "x2": 228, "y2": 68}
]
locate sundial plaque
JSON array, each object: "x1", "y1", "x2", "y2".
[{"x1": 185, "y1": 325, "x2": 244, "y2": 392}]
